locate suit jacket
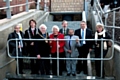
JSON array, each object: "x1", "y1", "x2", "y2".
[
  {"x1": 7, "y1": 31, "x2": 25, "y2": 56},
  {"x1": 59, "y1": 28, "x2": 69, "y2": 36},
  {"x1": 24, "y1": 27, "x2": 38, "y2": 55},
  {"x1": 74, "y1": 28, "x2": 93, "y2": 49},
  {"x1": 49, "y1": 33, "x2": 65, "y2": 54},
  {"x1": 64, "y1": 35, "x2": 80, "y2": 57},
  {"x1": 34, "y1": 30, "x2": 50, "y2": 57}
]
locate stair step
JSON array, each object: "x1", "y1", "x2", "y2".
[{"x1": 6, "y1": 74, "x2": 115, "y2": 80}]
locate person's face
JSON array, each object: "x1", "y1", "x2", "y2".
[
  {"x1": 68, "y1": 30, "x2": 74, "y2": 35},
  {"x1": 62, "y1": 22, "x2": 68, "y2": 28},
  {"x1": 53, "y1": 28, "x2": 59, "y2": 34},
  {"x1": 96, "y1": 26, "x2": 103, "y2": 32},
  {"x1": 30, "y1": 21, "x2": 36, "y2": 28},
  {"x1": 80, "y1": 22, "x2": 86, "y2": 29},
  {"x1": 15, "y1": 26, "x2": 20, "y2": 33},
  {"x1": 40, "y1": 26, "x2": 46, "y2": 34}
]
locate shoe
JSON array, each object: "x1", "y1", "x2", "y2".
[
  {"x1": 67, "y1": 73, "x2": 70, "y2": 76},
  {"x1": 72, "y1": 74, "x2": 76, "y2": 76}
]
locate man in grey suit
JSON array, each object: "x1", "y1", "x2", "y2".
[
  {"x1": 64, "y1": 29, "x2": 80, "y2": 76},
  {"x1": 59, "y1": 20, "x2": 69, "y2": 36}
]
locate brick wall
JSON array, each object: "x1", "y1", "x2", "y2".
[{"x1": 51, "y1": 0, "x2": 84, "y2": 12}]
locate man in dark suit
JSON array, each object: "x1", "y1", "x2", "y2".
[
  {"x1": 75, "y1": 21, "x2": 92, "y2": 75},
  {"x1": 24, "y1": 19, "x2": 38, "y2": 74},
  {"x1": 59, "y1": 20, "x2": 69, "y2": 36},
  {"x1": 8, "y1": 24, "x2": 25, "y2": 74},
  {"x1": 59, "y1": 20, "x2": 69, "y2": 72}
]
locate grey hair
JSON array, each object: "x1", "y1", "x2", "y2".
[
  {"x1": 62, "y1": 20, "x2": 68, "y2": 24},
  {"x1": 14, "y1": 24, "x2": 21, "y2": 29},
  {"x1": 39, "y1": 24, "x2": 47, "y2": 30}
]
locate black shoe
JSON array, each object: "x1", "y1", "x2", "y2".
[
  {"x1": 67, "y1": 73, "x2": 70, "y2": 76},
  {"x1": 72, "y1": 74, "x2": 76, "y2": 76}
]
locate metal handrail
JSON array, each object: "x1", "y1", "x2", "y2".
[
  {"x1": 7, "y1": 38, "x2": 114, "y2": 61},
  {"x1": 0, "y1": 1, "x2": 35, "y2": 10},
  {"x1": 104, "y1": 6, "x2": 120, "y2": 14},
  {"x1": 0, "y1": 7, "x2": 8, "y2": 10},
  {"x1": 95, "y1": 0, "x2": 104, "y2": 14},
  {"x1": 7, "y1": 38, "x2": 114, "y2": 77},
  {"x1": 0, "y1": 0, "x2": 41, "y2": 19},
  {"x1": 10, "y1": 1, "x2": 35, "y2": 8}
]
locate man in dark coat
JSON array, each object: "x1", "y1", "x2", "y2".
[
  {"x1": 8, "y1": 24, "x2": 25, "y2": 74},
  {"x1": 75, "y1": 21, "x2": 93, "y2": 75},
  {"x1": 59, "y1": 20, "x2": 69, "y2": 36}
]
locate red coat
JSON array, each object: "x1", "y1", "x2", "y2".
[{"x1": 49, "y1": 33, "x2": 65, "y2": 54}]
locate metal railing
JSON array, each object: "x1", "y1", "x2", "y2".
[
  {"x1": 94, "y1": 0, "x2": 120, "y2": 42},
  {"x1": 0, "y1": 0, "x2": 50, "y2": 19},
  {"x1": 7, "y1": 38, "x2": 114, "y2": 78}
]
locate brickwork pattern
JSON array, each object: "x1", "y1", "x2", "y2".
[{"x1": 51, "y1": 0, "x2": 84, "y2": 12}]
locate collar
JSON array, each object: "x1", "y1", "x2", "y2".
[{"x1": 63, "y1": 27, "x2": 67, "y2": 30}]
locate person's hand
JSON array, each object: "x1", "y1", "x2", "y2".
[
  {"x1": 76, "y1": 38, "x2": 79, "y2": 43},
  {"x1": 49, "y1": 41, "x2": 52, "y2": 43},
  {"x1": 108, "y1": 41, "x2": 112, "y2": 47},
  {"x1": 58, "y1": 45, "x2": 60, "y2": 48},
  {"x1": 89, "y1": 48, "x2": 92, "y2": 52},
  {"x1": 30, "y1": 42, "x2": 34, "y2": 45},
  {"x1": 37, "y1": 55, "x2": 41, "y2": 59},
  {"x1": 67, "y1": 50, "x2": 72, "y2": 53},
  {"x1": 18, "y1": 45, "x2": 21, "y2": 48}
]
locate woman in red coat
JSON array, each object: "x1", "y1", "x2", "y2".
[{"x1": 49, "y1": 25, "x2": 65, "y2": 75}]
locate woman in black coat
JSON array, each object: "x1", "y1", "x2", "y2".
[
  {"x1": 34, "y1": 24, "x2": 50, "y2": 75},
  {"x1": 94, "y1": 23, "x2": 111, "y2": 78}
]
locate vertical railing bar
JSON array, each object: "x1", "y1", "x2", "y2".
[
  {"x1": 100, "y1": 39, "x2": 103, "y2": 78},
  {"x1": 36, "y1": 0, "x2": 40, "y2": 10},
  {"x1": 16, "y1": 39, "x2": 19, "y2": 75},
  {"x1": 6, "y1": 0, "x2": 11, "y2": 19},
  {"x1": 26, "y1": 0, "x2": 29, "y2": 12},
  {"x1": 57, "y1": 38, "x2": 59, "y2": 76},
  {"x1": 112, "y1": 11, "x2": 115, "y2": 41},
  {"x1": 44, "y1": 0, "x2": 47, "y2": 12}
]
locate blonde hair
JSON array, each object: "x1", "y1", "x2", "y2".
[{"x1": 96, "y1": 23, "x2": 104, "y2": 29}]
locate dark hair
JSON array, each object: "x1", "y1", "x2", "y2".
[{"x1": 29, "y1": 19, "x2": 37, "y2": 27}]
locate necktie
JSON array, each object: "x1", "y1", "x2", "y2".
[
  {"x1": 64, "y1": 29, "x2": 66, "y2": 35},
  {"x1": 69, "y1": 36, "x2": 72, "y2": 50},
  {"x1": 81, "y1": 30, "x2": 84, "y2": 45}
]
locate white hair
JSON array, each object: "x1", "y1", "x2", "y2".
[
  {"x1": 52, "y1": 25, "x2": 59, "y2": 32},
  {"x1": 39, "y1": 24, "x2": 47, "y2": 30}
]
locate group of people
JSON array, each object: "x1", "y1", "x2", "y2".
[{"x1": 8, "y1": 19, "x2": 111, "y2": 77}]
